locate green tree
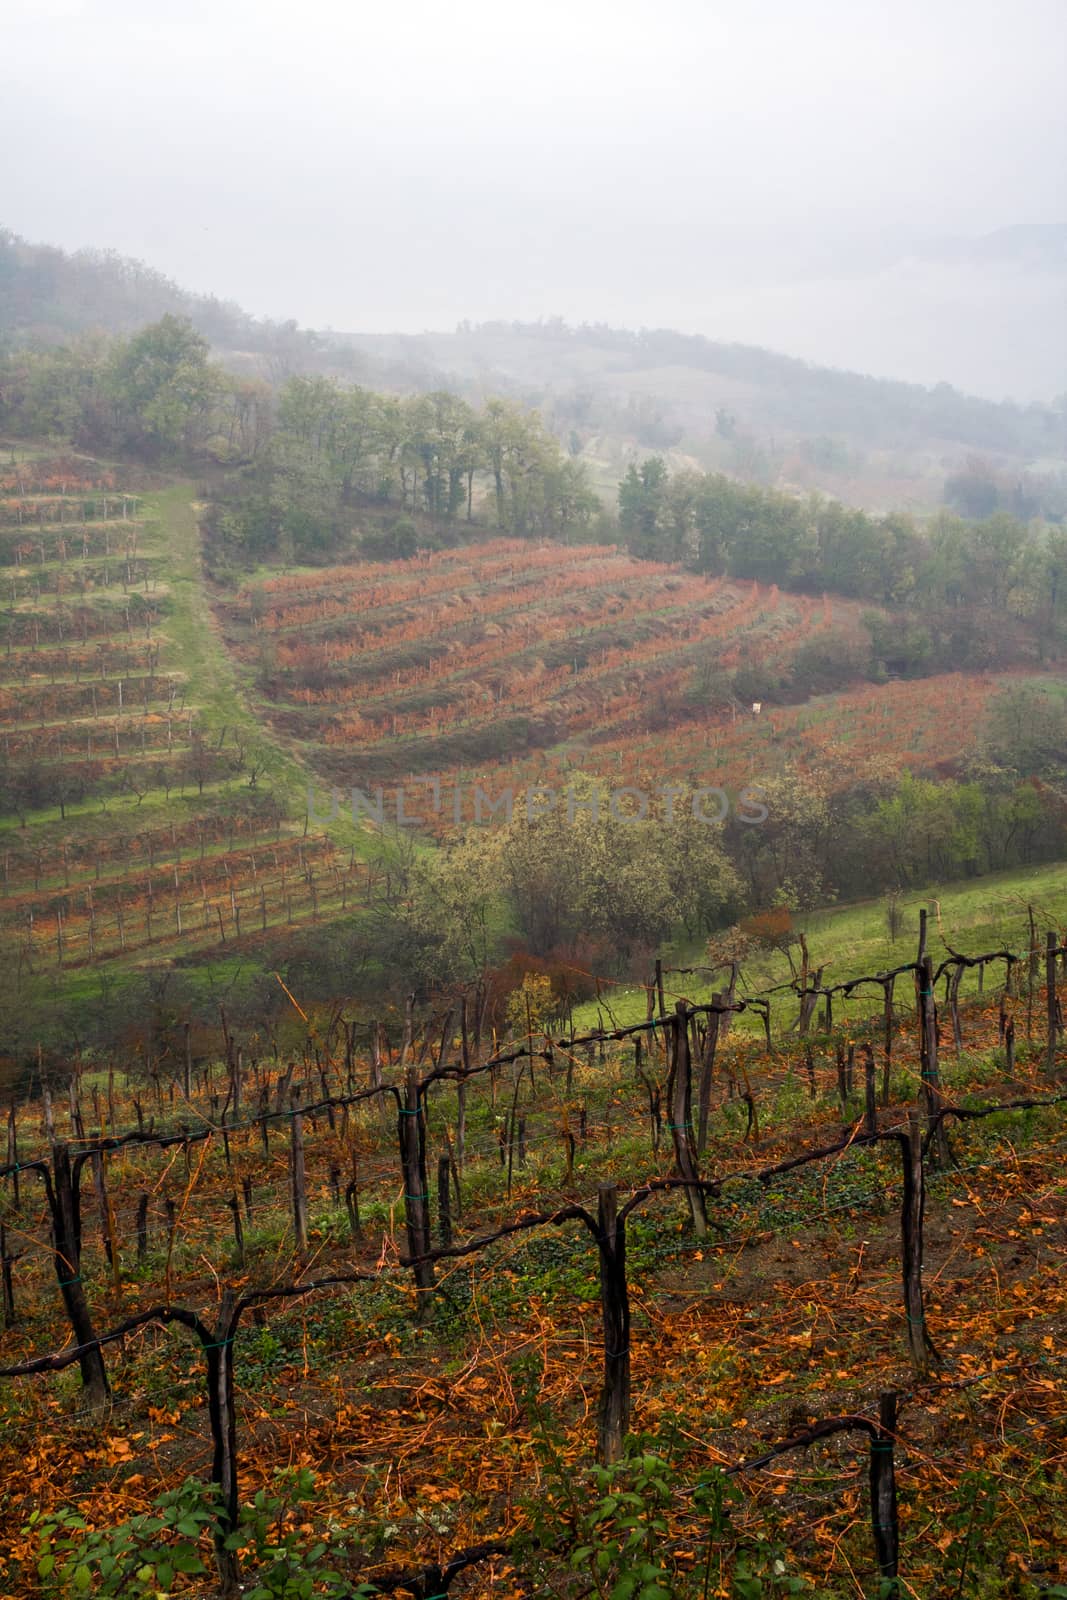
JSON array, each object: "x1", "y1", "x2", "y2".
[
  {"x1": 986, "y1": 684, "x2": 1067, "y2": 777},
  {"x1": 106, "y1": 315, "x2": 222, "y2": 457},
  {"x1": 487, "y1": 778, "x2": 737, "y2": 957},
  {"x1": 618, "y1": 457, "x2": 668, "y2": 559},
  {"x1": 727, "y1": 767, "x2": 832, "y2": 908},
  {"x1": 1043, "y1": 524, "x2": 1067, "y2": 634}
]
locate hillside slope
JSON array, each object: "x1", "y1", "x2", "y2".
[
  {"x1": 0, "y1": 450, "x2": 375, "y2": 1050},
  {"x1": 337, "y1": 319, "x2": 1064, "y2": 457}
]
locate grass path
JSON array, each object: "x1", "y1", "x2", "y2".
[
  {"x1": 157, "y1": 486, "x2": 376, "y2": 859},
  {"x1": 160, "y1": 487, "x2": 290, "y2": 792}
]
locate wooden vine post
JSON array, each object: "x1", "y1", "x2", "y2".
[
  {"x1": 668, "y1": 1002, "x2": 707, "y2": 1238},
  {"x1": 796, "y1": 942, "x2": 824, "y2": 1039},
  {"x1": 226, "y1": 1193, "x2": 245, "y2": 1266},
  {"x1": 49, "y1": 1144, "x2": 110, "y2": 1408},
  {"x1": 918, "y1": 955, "x2": 948, "y2": 1167},
  {"x1": 863, "y1": 1042, "x2": 878, "y2": 1136},
  {"x1": 882, "y1": 977, "x2": 895, "y2": 1104},
  {"x1": 1027, "y1": 906, "x2": 1039, "y2": 1039},
  {"x1": 900, "y1": 1112, "x2": 937, "y2": 1376},
  {"x1": 6, "y1": 1107, "x2": 19, "y2": 1211},
  {"x1": 696, "y1": 993, "x2": 722, "y2": 1155},
  {"x1": 437, "y1": 1154, "x2": 452, "y2": 1249},
  {"x1": 595, "y1": 1183, "x2": 631, "y2": 1464},
  {"x1": 457, "y1": 996, "x2": 470, "y2": 1170},
  {"x1": 914, "y1": 908, "x2": 927, "y2": 1009},
  {"x1": 869, "y1": 1392, "x2": 900, "y2": 1584},
  {"x1": 0, "y1": 1223, "x2": 19, "y2": 1326},
  {"x1": 345, "y1": 1154, "x2": 362, "y2": 1243},
  {"x1": 90, "y1": 1148, "x2": 116, "y2": 1275},
  {"x1": 1047, "y1": 931, "x2": 1061, "y2": 1072},
  {"x1": 947, "y1": 963, "x2": 964, "y2": 1055},
  {"x1": 203, "y1": 1291, "x2": 242, "y2": 1597},
  {"x1": 289, "y1": 1105, "x2": 308, "y2": 1259},
  {"x1": 399, "y1": 1064, "x2": 434, "y2": 1301}
]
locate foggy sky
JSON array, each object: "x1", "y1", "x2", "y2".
[{"x1": 3, "y1": 0, "x2": 1065, "y2": 398}]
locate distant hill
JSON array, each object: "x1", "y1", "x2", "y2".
[
  {"x1": 2, "y1": 227, "x2": 1064, "y2": 511},
  {"x1": 333, "y1": 319, "x2": 1066, "y2": 463},
  {"x1": 0, "y1": 226, "x2": 279, "y2": 346},
  {"x1": 0, "y1": 227, "x2": 383, "y2": 386},
  {"x1": 326, "y1": 219, "x2": 1066, "y2": 406}
]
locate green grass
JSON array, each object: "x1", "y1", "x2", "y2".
[
  {"x1": 160, "y1": 486, "x2": 386, "y2": 865},
  {"x1": 570, "y1": 858, "x2": 1067, "y2": 1034}
]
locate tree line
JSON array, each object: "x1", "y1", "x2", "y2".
[
  {"x1": 206, "y1": 378, "x2": 599, "y2": 562},
  {"x1": 618, "y1": 456, "x2": 1067, "y2": 645},
  {"x1": 0, "y1": 226, "x2": 347, "y2": 377},
  {"x1": 0, "y1": 315, "x2": 272, "y2": 462},
  {"x1": 0, "y1": 318, "x2": 600, "y2": 559},
  {"x1": 4, "y1": 315, "x2": 1065, "y2": 627}
]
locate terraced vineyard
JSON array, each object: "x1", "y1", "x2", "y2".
[
  {"x1": 0, "y1": 459, "x2": 364, "y2": 977},
  {"x1": 224, "y1": 539, "x2": 1044, "y2": 841},
  {"x1": 4, "y1": 479, "x2": 1056, "y2": 978},
  {"x1": 224, "y1": 539, "x2": 872, "y2": 789},
  {"x1": 431, "y1": 671, "x2": 1014, "y2": 828}
]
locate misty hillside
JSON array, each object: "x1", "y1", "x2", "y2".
[
  {"x1": 0, "y1": 227, "x2": 384, "y2": 388},
  {"x1": 0, "y1": 226, "x2": 475, "y2": 401},
  {"x1": 3, "y1": 226, "x2": 1064, "y2": 515},
  {"x1": 0, "y1": 227, "x2": 282, "y2": 348},
  {"x1": 335, "y1": 318, "x2": 1065, "y2": 460},
  {"x1": 327, "y1": 222, "x2": 1067, "y2": 412}
]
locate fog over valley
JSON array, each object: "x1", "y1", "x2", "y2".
[{"x1": 3, "y1": 0, "x2": 1065, "y2": 400}]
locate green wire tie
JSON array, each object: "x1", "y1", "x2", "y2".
[
  {"x1": 57, "y1": 1275, "x2": 82, "y2": 1287},
  {"x1": 405, "y1": 1193, "x2": 428, "y2": 1202},
  {"x1": 398, "y1": 1108, "x2": 420, "y2": 1117},
  {"x1": 203, "y1": 1337, "x2": 234, "y2": 1350}
]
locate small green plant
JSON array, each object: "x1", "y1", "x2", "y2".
[
  {"x1": 566, "y1": 1446, "x2": 688, "y2": 1599},
  {"x1": 25, "y1": 1469, "x2": 346, "y2": 1599},
  {"x1": 234, "y1": 1469, "x2": 346, "y2": 1600},
  {"x1": 26, "y1": 1482, "x2": 214, "y2": 1596},
  {"x1": 518, "y1": 1407, "x2": 810, "y2": 1600}
]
